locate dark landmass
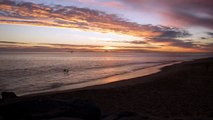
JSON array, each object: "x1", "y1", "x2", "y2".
[{"x1": 0, "y1": 57, "x2": 213, "y2": 120}]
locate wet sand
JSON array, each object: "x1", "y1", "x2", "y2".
[{"x1": 1, "y1": 57, "x2": 213, "y2": 120}]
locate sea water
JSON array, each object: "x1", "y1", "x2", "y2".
[{"x1": 0, "y1": 52, "x2": 211, "y2": 96}]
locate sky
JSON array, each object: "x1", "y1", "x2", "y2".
[{"x1": 0, "y1": 0, "x2": 213, "y2": 52}]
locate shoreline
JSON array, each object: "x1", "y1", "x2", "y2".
[
  {"x1": 21, "y1": 61, "x2": 181, "y2": 97},
  {"x1": 15, "y1": 57, "x2": 206, "y2": 98},
  {"x1": 1, "y1": 57, "x2": 213, "y2": 120},
  {"x1": 20, "y1": 57, "x2": 203, "y2": 98}
]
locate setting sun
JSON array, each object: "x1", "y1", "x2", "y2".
[{"x1": 102, "y1": 46, "x2": 116, "y2": 50}]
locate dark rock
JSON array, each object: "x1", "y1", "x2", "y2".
[
  {"x1": 103, "y1": 111, "x2": 142, "y2": 120},
  {"x1": 0, "y1": 99, "x2": 101, "y2": 120},
  {"x1": 41, "y1": 117, "x2": 83, "y2": 120},
  {"x1": 102, "y1": 115, "x2": 117, "y2": 120},
  {"x1": 117, "y1": 111, "x2": 137, "y2": 118},
  {"x1": 67, "y1": 99, "x2": 101, "y2": 120},
  {"x1": 1, "y1": 92, "x2": 17, "y2": 100},
  {"x1": 208, "y1": 112, "x2": 213, "y2": 117},
  {"x1": 0, "y1": 116, "x2": 4, "y2": 120}
]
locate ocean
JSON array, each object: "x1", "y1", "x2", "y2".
[{"x1": 0, "y1": 52, "x2": 211, "y2": 96}]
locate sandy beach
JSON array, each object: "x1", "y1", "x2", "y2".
[{"x1": 0, "y1": 57, "x2": 213, "y2": 120}]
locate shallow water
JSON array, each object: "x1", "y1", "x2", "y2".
[{"x1": 0, "y1": 52, "x2": 211, "y2": 95}]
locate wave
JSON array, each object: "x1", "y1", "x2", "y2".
[{"x1": 25, "y1": 61, "x2": 179, "y2": 93}]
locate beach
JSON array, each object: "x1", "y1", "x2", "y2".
[{"x1": 0, "y1": 57, "x2": 213, "y2": 120}]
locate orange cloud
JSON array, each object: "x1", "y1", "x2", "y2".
[{"x1": 0, "y1": 0, "x2": 172, "y2": 38}]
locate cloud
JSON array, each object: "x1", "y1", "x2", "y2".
[
  {"x1": 108, "y1": 25, "x2": 194, "y2": 49},
  {"x1": 0, "y1": 0, "x2": 153, "y2": 37},
  {"x1": 0, "y1": 40, "x2": 158, "y2": 52},
  {"x1": 161, "y1": 9, "x2": 213, "y2": 29},
  {"x1": 0, "y1": 0, "x2": 211, "y2": 52},
  {"x1": 114, "y1": 38, "x2": 197, "y2": 49},
  {"x1": 0, "y1": 40, "x2": 162, "y2": 52},
  {"x1": 201, "y1": 37, "x2": 207, "y2": 40},
  {"x1": 0, "y1": 41, "x2": 28, "y2": 44},
  {"x1": 107, "y1": 40, "x2": 148, "y2": 44},
  {"x1": 149, "y1": 38, "x2": 196, "y2": 48},
  {"x1": 0, "y1": 41, "x2": 102, "y2": 48},
  {"x1": 0, "y1": 45, "x2": 65, "y2": 52},
  {"x1": 0, "y1": 0, "x2": 191, "y2": 39},
  {"x1": 203, "y1": 43, "x2": 213, "y2": 51},
  {"x1": 207, "y1": 32, "x2": 213, "y2": 38},
  {"x1": 125, "y1": 40, "x2": 148, "y2": 45},
  {"x1": 45, "y1": 43, "x2": 101, "y2": 48},
  {"x1": 122, "y1": 0, "x2": 213, "y2": 29},
  {"x1": 0, "y1": 41, "x2": 104, "y2": 52},
  {"x1": 154, "y1": 26, "x2": 191, "y2": 38}
]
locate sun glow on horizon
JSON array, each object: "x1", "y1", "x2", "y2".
[{"x1": 102, "y1": 46, "x2": 116, "y2": 50}]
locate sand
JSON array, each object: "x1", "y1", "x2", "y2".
[{"x1": 1, "y1": 57, "x2": 213, "y2": 120}]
